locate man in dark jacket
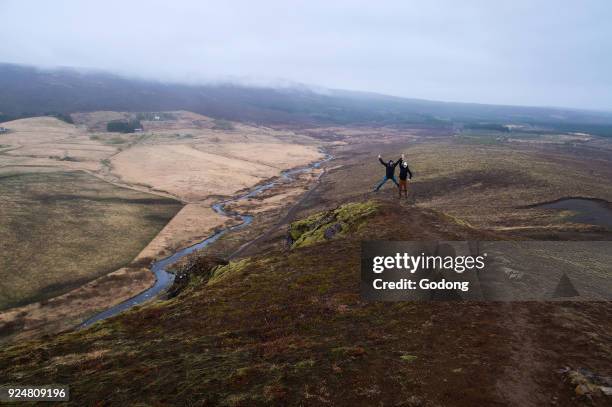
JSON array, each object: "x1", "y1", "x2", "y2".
[
  {"x1": 374, "y1": 154, "x2": 401, "y2": 191},
  {"x1": 398, "y1": 154, "x2": 413, "y2": 199}
]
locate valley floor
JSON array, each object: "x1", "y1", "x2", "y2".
[{"x1": 0, "y1": 112, "x2": 325, "y2": 341}]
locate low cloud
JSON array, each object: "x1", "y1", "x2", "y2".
[{"x1": 1, "y1": 0, "x2": 611, "y2": 110}]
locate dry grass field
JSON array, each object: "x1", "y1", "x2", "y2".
[
  {"x1": 0, "y1": 112, "x2": 323, "y2": 200},
  {"x1": 104, "y1": 114, "x2": 323, "y2": 202},
  {"x1": 0, "y1": 170, "x2": 182, "y2": 310},
  {"x1": 109, "y1": 142, "x2": 322, "y2": 201},
  {"x1": 0, "y1": 117, "x2": 116, "y2": 171}
]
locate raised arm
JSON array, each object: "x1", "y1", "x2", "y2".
[
  {"x1": 378, "y1": 155, "x2": 386, "y2": 166},
  {"x1": 393, "y1": 157, "x2": 402, "y2": 167}
]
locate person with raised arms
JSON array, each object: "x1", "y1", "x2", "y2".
[{"x1": 374, "y1": 154, "x2": 401, "y2": 192}]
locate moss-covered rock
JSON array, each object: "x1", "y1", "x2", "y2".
[
  {"x1": 288, "y1": 211, "x2": 328, "y2": 241},
  {"x1": 167, "y1": 255, "x2": 228, "y2": 297},
  {"x1": 288, "y1": 201, "x2": 379, "y2": 248},
  {"x1": 208, "y1": 258, "x2": 252, "y2": 285}
]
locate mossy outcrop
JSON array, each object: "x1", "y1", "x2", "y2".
[
  {"x1": 288, "y1": 201, "x2": 379, "y2": 248},
  {"x1": 208, "y1": 258, "x2": 252, "y2": 285},
  {"x1": 167, "y1": 255, "x2": 228, "y2": 298}
]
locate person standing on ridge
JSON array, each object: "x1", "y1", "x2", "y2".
[
  {"x1": 398, "y1": 153, "x2": 413, "y2": 199},
  {"x1": 374, "y1": 154, "x2": 401, "y2": 192}
]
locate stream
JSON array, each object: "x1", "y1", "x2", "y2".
[{"x1": 80, "y1": 153, "x2": 332, "y2": 328}]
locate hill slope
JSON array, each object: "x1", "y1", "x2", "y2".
[
  {"x1": 2, "y1": 63, "x2": 612, "y2": 134},
  {"x1": 1, "y1": 200, "x2": 609, "y2": 406}
]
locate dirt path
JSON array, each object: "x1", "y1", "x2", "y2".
[{"x1": 495, "y1": 304, "x2": 550, "y2": 406}]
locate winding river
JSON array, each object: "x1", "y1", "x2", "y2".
[{"x1": 80, "y1": 153, "x2": 332, "y2": 328}]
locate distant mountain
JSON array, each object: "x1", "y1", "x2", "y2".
[{"x1": 2, "y1": 62, "x2": 612, "y2": 134}]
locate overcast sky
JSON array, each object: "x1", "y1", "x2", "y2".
[{"x1": 1, "y1": 0, "x2": 611, "y2": 110}]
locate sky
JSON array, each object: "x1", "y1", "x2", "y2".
[{"x1": 1, "y1": 0, "x2": 611, "y2": 110}]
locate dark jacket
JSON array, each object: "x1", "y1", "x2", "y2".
[
  {"x1": 398, "y1": 159, "x2": 413, "y2": 180},
  {"x1": 379, "y1": 157, "x2": 401, "y2": 178}
]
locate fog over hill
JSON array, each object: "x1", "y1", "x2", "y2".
[{"x1": 2, "y1": 63, "x2": 612, "y2": 135}]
